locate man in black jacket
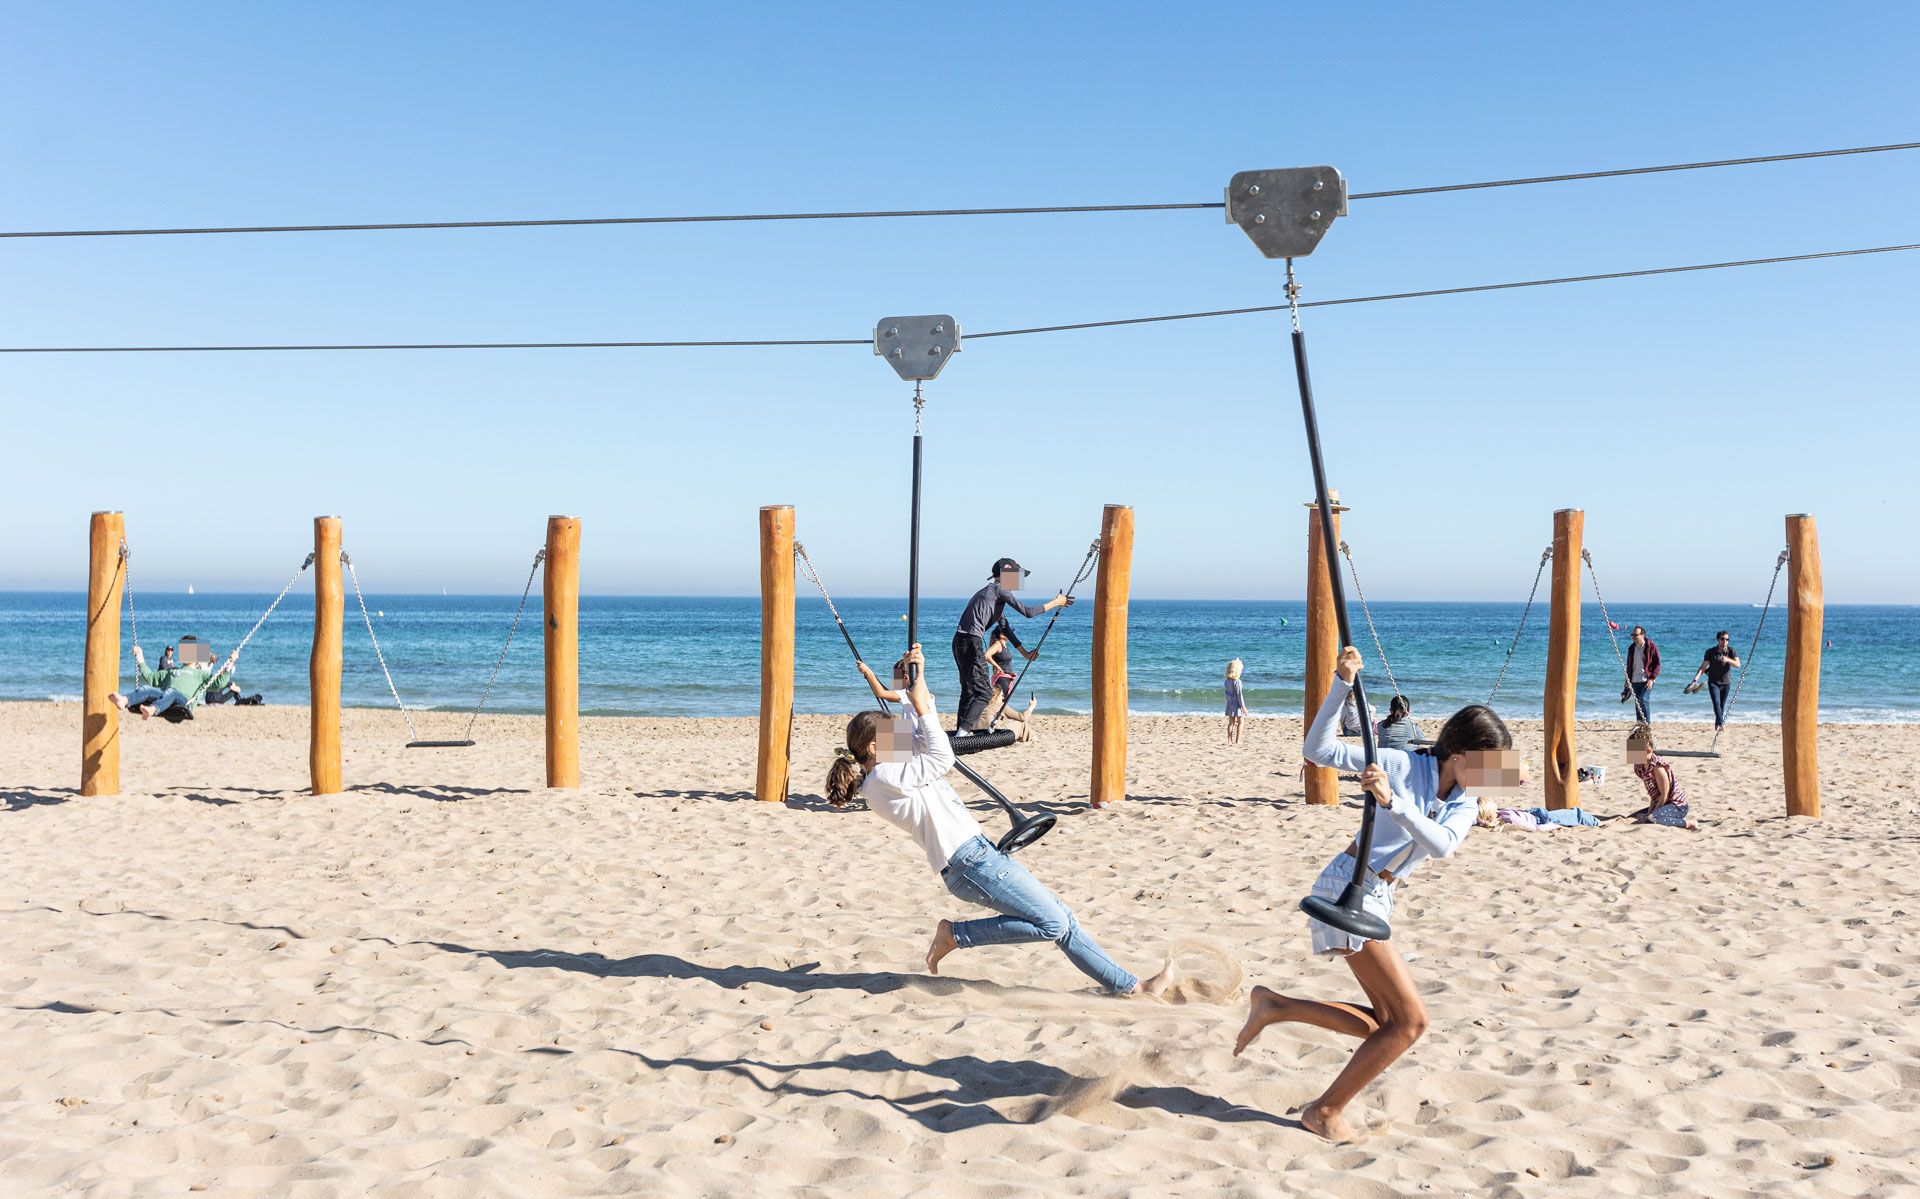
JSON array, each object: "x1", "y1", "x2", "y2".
[{"x1": 952, "y1": 557, "x2": 1072, "y2": 731}]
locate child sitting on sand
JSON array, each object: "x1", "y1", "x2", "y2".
[
  {"x1": 1622, "y1": 724, "x2": 1697, "y2": 830},
  {"x1": 1224, "y1": 659, "x2": 1249, "y2": 745},
  {"x1": 831, "y1": 644, "x2": 1169, "y2": 998},
  {"x1": 1235, "y1": 646, "x2": 1522, "y2": 1143}
]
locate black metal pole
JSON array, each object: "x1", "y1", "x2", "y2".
[
  {"x1": 1291, "y1": 323, "x2": 1390, "y2": 941},
  {"x1": 906, "y1": 429, "x2": 923, "y2": 683}
]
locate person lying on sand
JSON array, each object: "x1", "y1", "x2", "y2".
[
  {"x1": 829, "y1": 644, "x2": 1169, "y2": 998},
  {"x1": 1235, "y1": 646, "x2": 1521, "y2": 1143}
]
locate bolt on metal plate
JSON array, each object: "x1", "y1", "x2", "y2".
[
  {"x1": 873, "y1": 315, "x2": 961, "y2": 382},
  {"x1": 1224, "y1": 167, "x2": 1347, "y2": 258}
]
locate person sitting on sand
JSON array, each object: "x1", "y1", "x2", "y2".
[
  {"x1": 1621, "y1": 724, "x2": 1697, "y2": 830},
  {"x1": 1338, "y1": 689, "x2": 1378, "y2": 738},
  {"x1": 832, "y1": 644, "x2": 1168, "y2": 998},
  {"x1": 1235, "y1": 645, "x2": 1521, "y2": 1143},
  {"x1": 203, "y1": 673, "x2": 264, "y2": 705},
  {"x1": 110, "y1": 642, "x2": 237, "y2": 720},
  {"x1": 1224, "y1": 659, "x2": 1250, "y2": 746},
  {"x1": 1373, "y1": 694, "x2": 1421, "y2": 752},
  {"x1": 979, "y1": 688, "x2": 1039, "y2": 743}
]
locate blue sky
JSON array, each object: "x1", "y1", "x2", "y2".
[{"x1": 3, "y1": 4, "x2": 1915, "y2": 602}]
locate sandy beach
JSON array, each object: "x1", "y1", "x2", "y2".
[{"x1": 3, "y1": 700, "x2": 1917, "y2": 1197}]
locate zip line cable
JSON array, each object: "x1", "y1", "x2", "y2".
[
  {"x1": 3, "y1": 240, "x2": 1912, "y2": 354},
  {"x1": 1, "y1": 141, "x2": 1913, "y2": 240}
]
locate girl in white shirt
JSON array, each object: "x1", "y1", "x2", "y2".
[
  {"x1": 1234, "y1": 646, "x2": 1520, "y2": 1143},
  {"x1": 827, "y1": 646, "x2": 1167, "y2": 997}
]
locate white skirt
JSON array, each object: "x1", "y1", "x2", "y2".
[{"x1": 1307, "y1": 853, "x2": 1396, "y2": 956}]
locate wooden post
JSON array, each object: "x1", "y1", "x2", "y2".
[
  {"x1": 1091, "y1": 504, "x2": 1134, "y2": 806},
  {"x1": 756, "y1": 505, "x2": 796, "y2": 804},
  {"x1": 1303, "y1": 492, "x2": 1347, "y2": 806},
  {"x1": 1783, "y1": 513, "x2": 1822, "y2": 819},
  {"x1": 310, "y1": 516, "x2": 342, "y2": 795},
  {"x1": 545, "y1": 516, "x2": 581, "y2": 789},
  {"x1": 1544, "y1": 508, "x2": 1583, "y2": 810},
  {"x1": 82, "y1": 511, "x2": 126, "y2": 797}
]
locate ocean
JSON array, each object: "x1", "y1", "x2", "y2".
[{"x1": 1, "y1": 592, "x2": 1913, "y2": 724}]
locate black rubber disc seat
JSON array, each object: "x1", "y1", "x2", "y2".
[
  {"x1": 996, "y1": 811, "x2": 1056, "y2": 853},
  {"x1": 948, "y1": 728, "x2": 1017, "y2": 755}
]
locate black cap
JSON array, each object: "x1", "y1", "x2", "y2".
[{"x1": 991, "y1": 557, "x2": 1029, "y2": 577}]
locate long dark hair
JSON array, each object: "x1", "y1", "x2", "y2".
[
  {"x1": 1383, "y1": 694, "x2": 1411, "y2": 726},
  {"x1": 824, "y1": 710, "x2": 885, "y2": 808},
  {"x1": 1421, "y1": 703, "x2": 1513, "y2": 762}
]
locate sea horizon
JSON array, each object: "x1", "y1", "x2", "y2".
[{"x1": 5, "y1": 591, "x2": 1913, "y2": 724}]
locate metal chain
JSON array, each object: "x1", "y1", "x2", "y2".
[
  {"x1": 1338, "y1": 540, "x2": 1402, "y2": 700},
  {"x1": 794, "y1": 542, "x2": 851, "y2": 630},
  {"x1": 1582, "y1": 551, "x2": 1634, "y2": 713},
  {"x1": 182, "y1": 551, "x2": 315, "y2": 705},
  {"x1": 912, "y1": 381, "x2": 925, "y2": 433},
  {"x1": 342, "y1": 552, "x2": 420, "y2": 742},
  {"x1": 118, "y1": 540, "x2": 138, "y2": 652},
  {"x1": 464, "y1": 549, "x2": 546, "y2": 738},
  {"x1": 796, "y1": 541, "x2": 883, "y2": 689},
  {"x1": 1488, "y1": 547, "x2": 1553, "y2": 703},
  {"x1": 1284, "y1": 258, "x2": 1303, "y2": 333},
  {"x1": 1709, "y1": 549, "x2": 1790, "y2": 752}
]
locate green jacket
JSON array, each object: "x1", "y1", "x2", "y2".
[{"x1": 135, "y1": 657, "x2": 232, "y2": 706}]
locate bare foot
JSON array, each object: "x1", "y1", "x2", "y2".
[
  {"x1": 1233, "y1": 985, "x2": 1288, "y2": 1055},
  {"x1": 1134, "y1": 964, "x2": 1175, "y2": 999},
  {"x1": 1299, "y1": 1099, "x2": 1359, "y2": 1143},
  {"x1": 134, "y1": 704, "x2": 154, "y2": 720},
  {"x1": 924, "y1": 919, "x2": 956, "y2": 975},
  {"x1": 109, "y1": 693, "x2": 128, "y2": 711}
]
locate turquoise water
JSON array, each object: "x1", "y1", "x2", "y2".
[{"x1": 1, "y1": 592, "x2": 1913, "y2": 722}]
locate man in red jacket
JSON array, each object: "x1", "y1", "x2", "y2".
[{"x1": 1626, "y1": 625, "x2": 1661, "y2": 724}]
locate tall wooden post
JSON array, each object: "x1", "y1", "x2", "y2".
[
  {"x1": 545, "y1": 516, "x2": 581, "y2": 789},
  {"x1": 1091, "y1": 504, "x2": 1134, "y2": 806},
  {"x1": 82, "y1": 511, "x2": 126, "y2": 797},
  {"x1": 1783, "y1": 514, "x2": 1822, "y2": 818},
  {"x1": 310, "y1": 516, "x2": 342, "y2": 795},
  {"x1": 1544, "y1": 508, "x2": 1583, "y2": 810},
  {"x1": 1303, "y1": 492, "x2": 1346, "y2": 806},
  {"x1": 756, "y1": 505, "x2": 796, "y2": 804}
]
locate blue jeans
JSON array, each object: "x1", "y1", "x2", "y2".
[
  {"x1": 1631, "y1": 682, "x2": 1653, "y2": 724},
  {"x1": 941, "y1": 835, "x2": 1137, "y2": 995},
  {"x1": 1707, "y1": 681, "x2": 1730, "y2": 727},
  {"x1": 125, "y1": 685, "x2": 188, "y2": 714}
]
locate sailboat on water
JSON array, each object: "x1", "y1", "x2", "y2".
[{"x1": 187, "y1": 585, "x2": 195, "y2": 595}]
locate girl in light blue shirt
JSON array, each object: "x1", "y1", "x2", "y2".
[{"x1": 1235, "y1": 646, "x2": 1521, "y2": 1143}]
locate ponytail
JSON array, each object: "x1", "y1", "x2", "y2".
[{"x1": 824, "y1": 710, "x2": 885, "y2": 808}]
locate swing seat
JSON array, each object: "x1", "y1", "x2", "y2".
[
  {"x1": 948, "y1": 728, "x2": 1017, "y2": 755},
  {"x1": 1300, "y1": 894, "x2": 1391, "y2": 941},
  {"x1": 1659, "y1": 749, "x2": 1721, "y2": 759},
  {"x1": 406, "y1": 739, "x2": 477, "y2": 749},
  {"x1": 996, "y1": 810, "x2": 1056, "y2": 853}
]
